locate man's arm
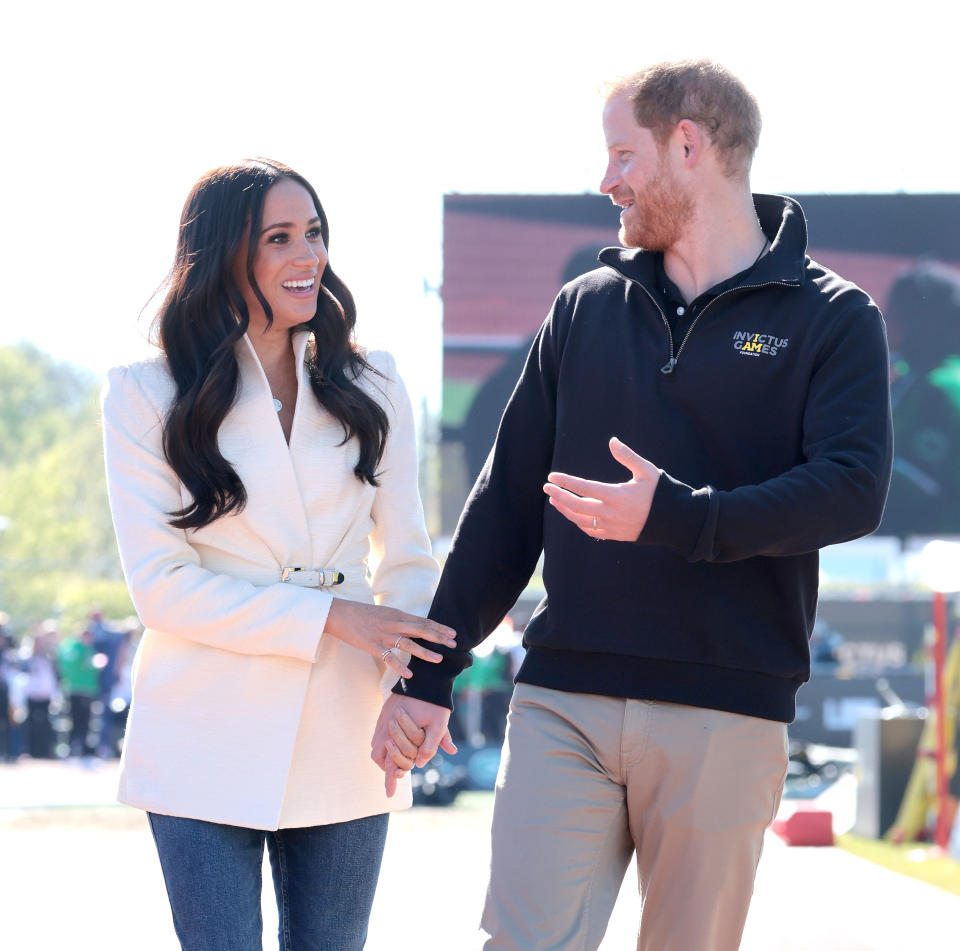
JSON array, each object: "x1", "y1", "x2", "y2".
[
  {"x1": 372, "y1": 290, "x2": 567, "y2": 785},
  {"x1": 547, "y1": 299, "x2": 892, "y2": 560},
  {"x1": 394, "y1": 296, "x2": 566, "y2": 711}
]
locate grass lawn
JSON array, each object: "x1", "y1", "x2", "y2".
[{"x1": 836, "y1": 833, "x2": 960, "y2": 896}]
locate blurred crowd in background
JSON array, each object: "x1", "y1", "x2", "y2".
[
  {"x1": 0, "y1": 608, "x2": 523, "y2": 766},
  {"x1": 0, "y1": 609, "x2": 141, "y2": 763}
]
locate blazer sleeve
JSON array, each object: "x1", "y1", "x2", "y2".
[
  {"x1": 101, "y1": 363, "x2": 332, "y2": 662},
  {"x1": 366, "y1": 352, "x2": 440, "y2": 618}
]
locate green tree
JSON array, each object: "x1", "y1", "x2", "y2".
[
  {"x1": 0, "y1": 343, "x2": 92, "y2": 463},
  {"x1": 0, "y1": 343, "x2": 133, "y2": 631}
]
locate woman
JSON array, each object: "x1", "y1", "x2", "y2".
[
  {"x1": 101, "y1": 159, "x2": 454, "y2": 950},
  {"x1": 24, "y1": 623, "x2": 59, "y2": 759}
]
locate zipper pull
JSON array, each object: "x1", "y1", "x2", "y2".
[{"x1": 660, "y1": 358, "x2": 677, "y2": 375}]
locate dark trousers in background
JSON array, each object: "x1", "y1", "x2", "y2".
[
  {"x1": 0, "y1": 681, "x2": 9, "y2": 760},
  {"x1": 68, "y1": 694, "x2": 96, "y2": 756},
  {"x1": 101, "y1": 704, "x2": 129, "y2": 758},
  {"x1": 26, "y1": 699, "x2": 54, "y2": 758}
]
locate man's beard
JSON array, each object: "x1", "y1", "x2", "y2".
[{"x1": 619, "y1": 167, "x2": 694, "y2": 252}]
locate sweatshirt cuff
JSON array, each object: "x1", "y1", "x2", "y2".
[
  {"x1": 391, "y1": 651, "x2": 472, "y2": 710},
  {"x1": 637, "y1": 470, "x2": 716, "y2": 560}
]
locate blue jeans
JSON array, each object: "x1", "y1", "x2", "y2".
[{"x1": 147, "y1": 812, "x2": 389, "y2": 951}]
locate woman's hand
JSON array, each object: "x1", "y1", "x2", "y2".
[
  {"x1": 383, "y1": 707, "x2": 426, "y2": 773},
  {"x1": 324, "y1": 598, "x2": 456, "y2": 680},
  {"x1": 373, "y1": 696, "x2": 458, "y2": 795}
]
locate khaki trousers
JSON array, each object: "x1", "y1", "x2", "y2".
[{"x1": 480, "y1": 684, "x2": 789, "y2": 951}]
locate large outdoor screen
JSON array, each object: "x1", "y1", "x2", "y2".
[{"x1": 440, "y1": 193, "x2": 960, "y2": 540}]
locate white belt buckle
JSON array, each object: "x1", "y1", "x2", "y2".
[{"x1": 281, "y1": 567, "x2": 344, "y2": 587}]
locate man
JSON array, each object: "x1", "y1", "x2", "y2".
[
  {"x1": 57, "y1": 624, "x2": 100, "y2": 757},
  {"x1": 373, "y1": 60, "x2": 892, "y2": 950}
]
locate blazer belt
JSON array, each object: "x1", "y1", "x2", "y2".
[{"x1": 280, "y1": 566, "x2": 362, "y2": 588}]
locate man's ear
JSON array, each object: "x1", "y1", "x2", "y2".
[{"x1": 675, "y1": 118, "x2": 703, "y2": 167}]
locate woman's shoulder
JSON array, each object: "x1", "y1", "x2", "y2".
[
  {"x1": 102, "y1": 354, "x2": 175, "y2": 416},
  {"x1": 351, "y1": 348, "x2": 398, "y2": 397},
  {"x1": 360, "y1": 348, "x2": 398, "y2": 381},
  {"x1": 106, "y1": 351, "x2": 170, "y2": 382},
  {"x1": 349, "y1": 349, "x2": 408, "y2": 419}
]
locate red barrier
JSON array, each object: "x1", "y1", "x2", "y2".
[{"x1": 771, "y1": 809, "x2": 834, "y2": 847}]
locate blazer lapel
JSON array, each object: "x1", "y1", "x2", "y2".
[{"x1": 215, "y1": 331, "x2": 314, "y2": 568}]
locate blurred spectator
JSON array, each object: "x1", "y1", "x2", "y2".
[
  {"x1": 451, "y1": 618, "x2": 518, "y2": 747},
  {"x1": 3, "y1": 624, "x2": 26, "y2": 761},
  {"x1": 88, "y1": 608, "x2": 124, "y2": 708},
  {"x1": 0, "y1": 612, "x2": 12, "y2": 761},
  {"x1": 23, "y1": 622, "x2": 59, "y2": 759},
  {"x1": 101, "y1": 622, "x2": 139, "y2": 758},
  {"x1": 58, "y1": 623, "x2": 100, "y2": 757}
]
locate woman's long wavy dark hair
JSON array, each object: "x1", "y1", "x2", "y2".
[{"x1": 154, "y1": 159, "x2": 388, "y2": 530}]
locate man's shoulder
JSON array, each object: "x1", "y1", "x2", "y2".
[
  {"x1": 802, "y1": 257, "x2": 879, "y2": 317},
  {"x1": 562, "y1": 263, "x2": 623, "y2": 291},
  {"x1": 556, "y1": 257, "x2": 635, "y2": 310}
]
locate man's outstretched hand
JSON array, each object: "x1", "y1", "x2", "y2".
[
  {"x1": 371, "y1": 693, "x2": 457, "y2": 796},
  {"x1": 543, "y1": 436, "x2": 661, "y2": 541}
]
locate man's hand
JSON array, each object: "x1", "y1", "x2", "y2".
[
  {"x1": 543, "y1": 436, "x2": 661, "y2": 541},
  {"x1": 371, "y1": 693, "x2": 456, "y2": 796}
]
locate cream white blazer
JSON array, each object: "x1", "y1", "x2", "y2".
[{"x1": 101, "y1": 330, "x2": 439, "y2": 829}]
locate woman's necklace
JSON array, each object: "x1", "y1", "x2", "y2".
[{"x1": 272, "y1": 397, "x2": 283, "y2": 413}]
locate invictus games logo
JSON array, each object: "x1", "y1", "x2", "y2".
[{"x1": 733, "y1": 331, "x2": 789, "y2": 357}]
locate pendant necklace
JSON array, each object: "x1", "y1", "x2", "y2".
[{"x1": 272, "y1": 397, "x2": 283, "y2": 413}]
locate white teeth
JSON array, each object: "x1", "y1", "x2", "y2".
[{"x1": 282, "y1": 279, "x2": 314, "y2": 289}]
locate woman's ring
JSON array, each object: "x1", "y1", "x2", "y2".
[
  {"x1": 394, "y1": 636, "x2": 404, "y2": 649},
  {"x1": 381, "y1": 648, "x2": 393, "y2": 660},
  {"x1": 593, "y1": 516, "x2": 598, "y2": 530}
]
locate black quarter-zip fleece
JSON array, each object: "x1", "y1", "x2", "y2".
[{"x1": 397, "y1": 194, "x2": 893, "y2": 723}]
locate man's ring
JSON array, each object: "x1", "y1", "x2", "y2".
[
  {"x1": 593, "y1": 516, "x2": 598, "y2": 530},
  {"x1": 394, "y1": 636, "x2": 404, "y2": 649},
  {"x1": 381, "y1": 648, "x2": 393, "y2": 660}
]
